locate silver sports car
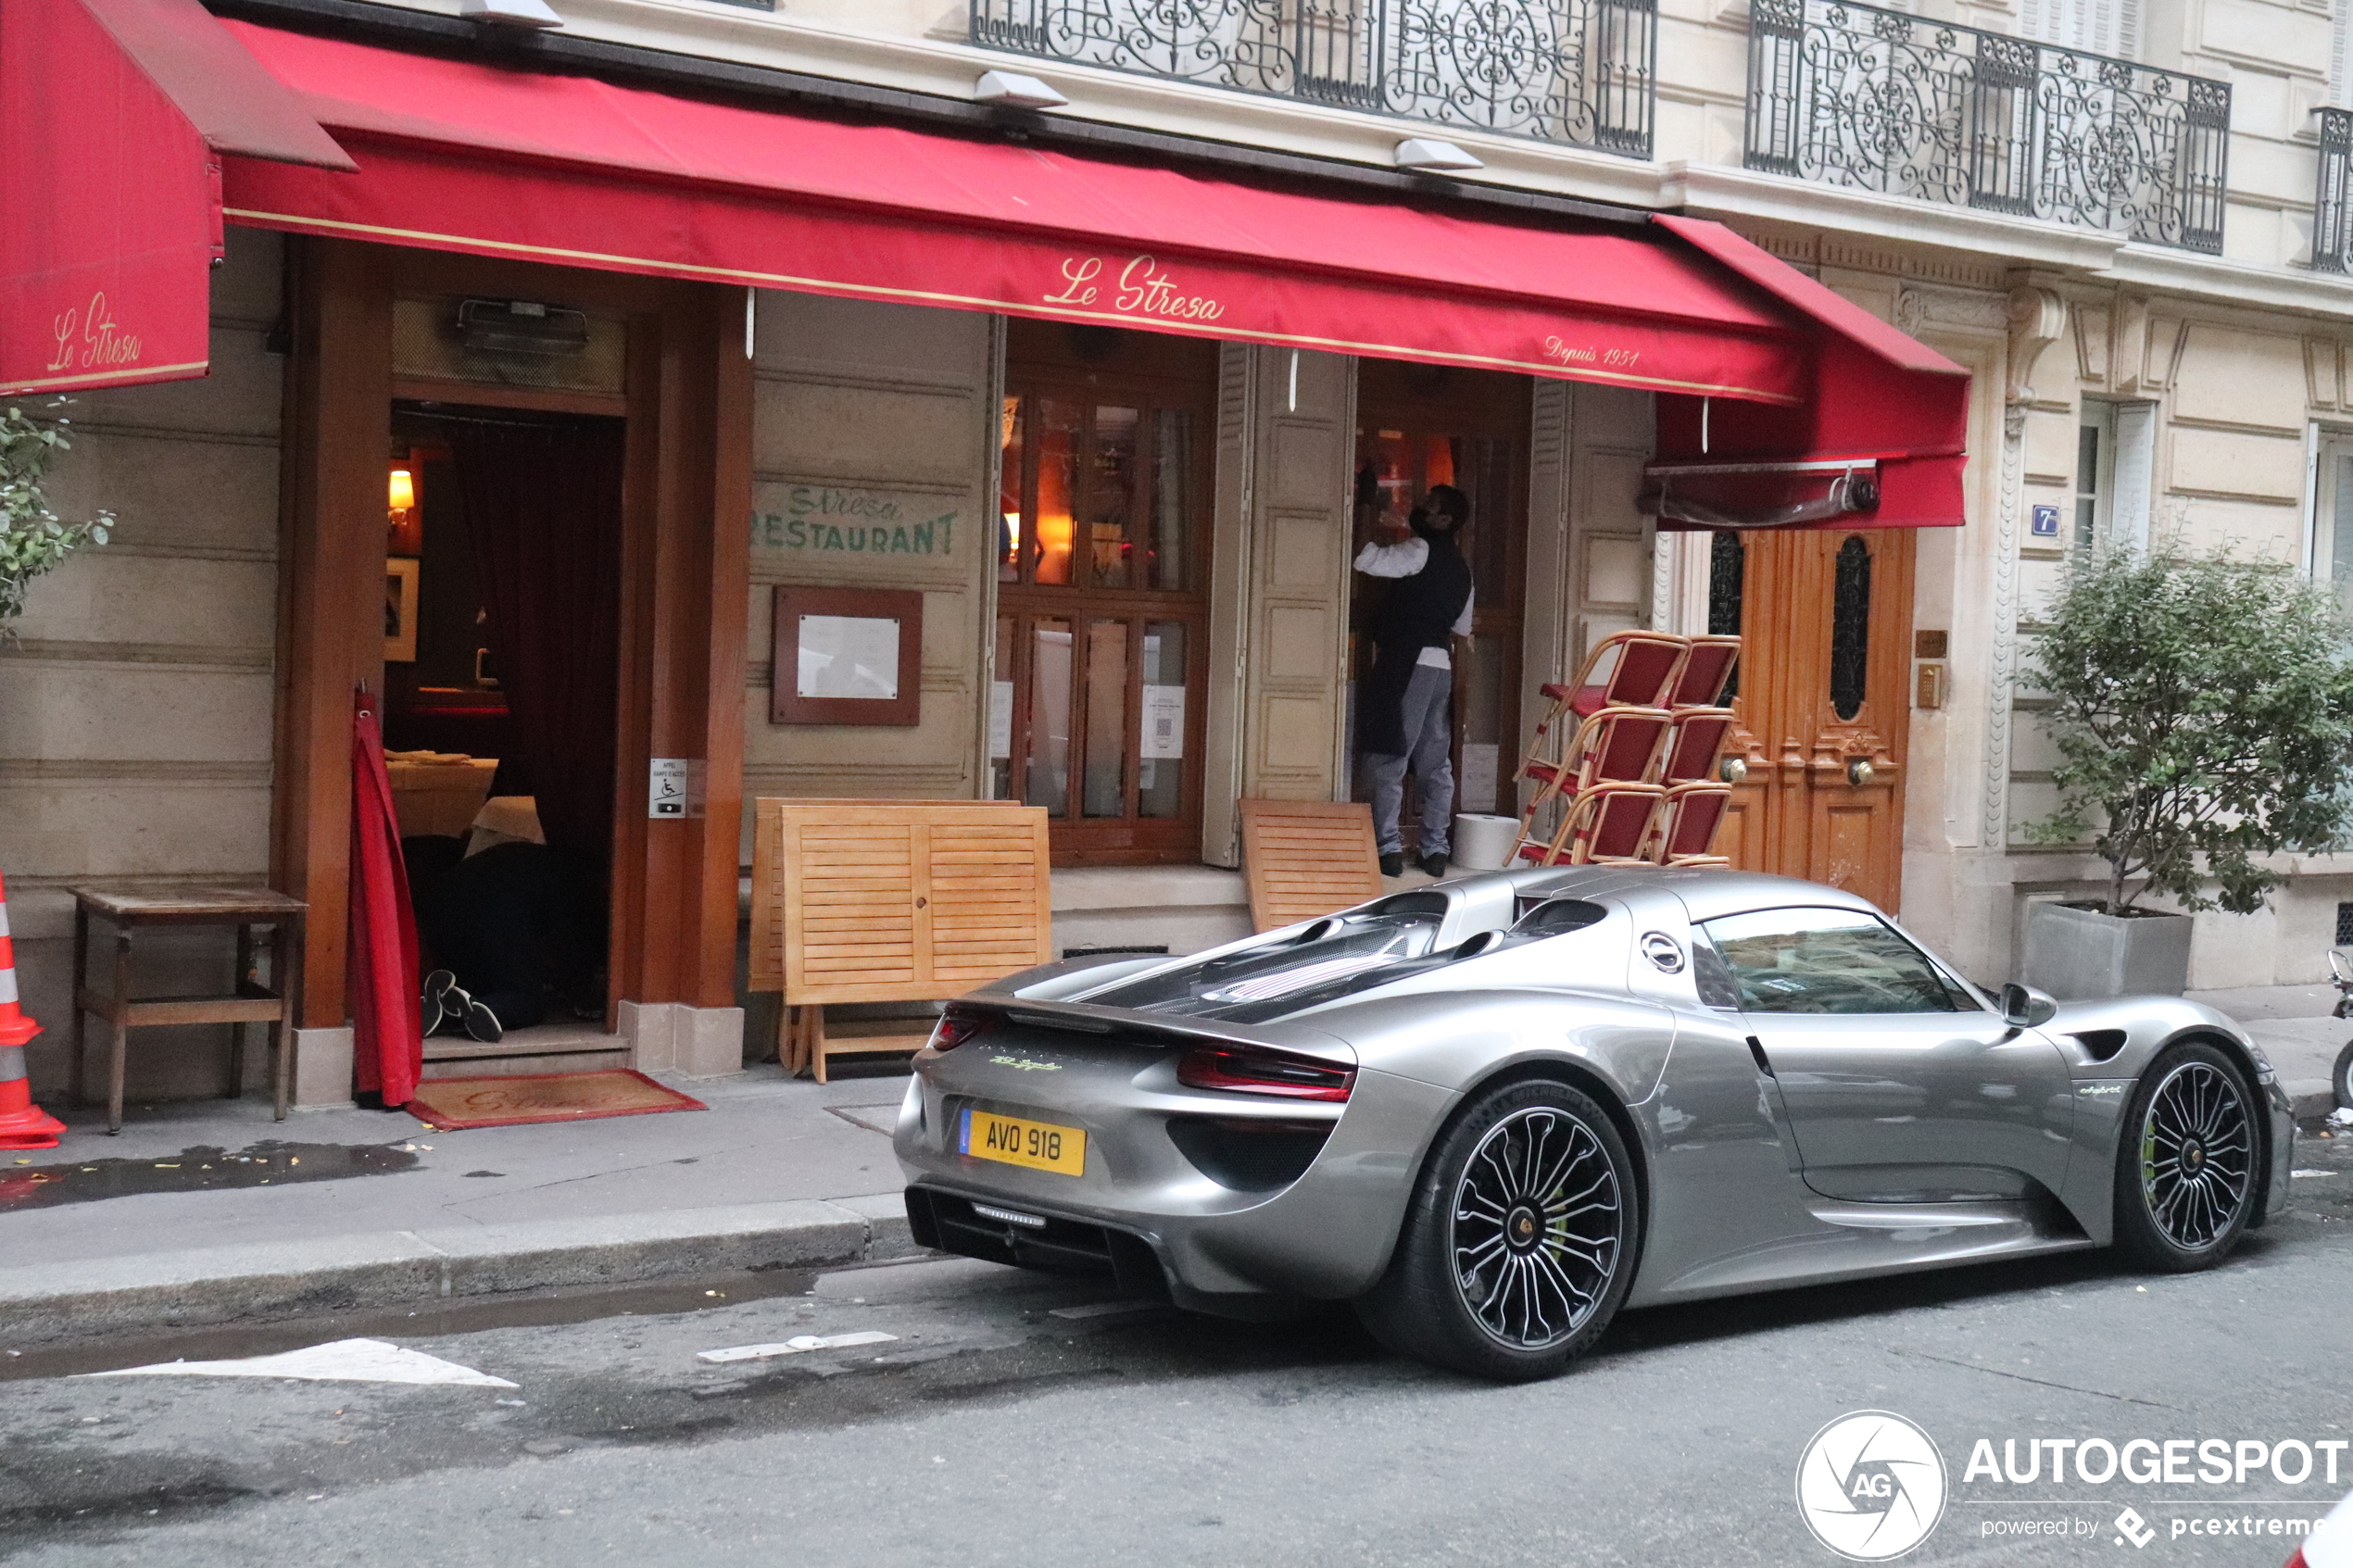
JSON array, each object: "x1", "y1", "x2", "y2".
[{"x1": 892, "y1": 867, "x2": 2295, "y2": 1380}]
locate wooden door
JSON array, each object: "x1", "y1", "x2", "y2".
[
  {"x1": 996, "y1": 322, "x2": 1215, "y2": 866},
  {"x1": 1708, "y1": 527, "x2": 1914, "y2": 912}
]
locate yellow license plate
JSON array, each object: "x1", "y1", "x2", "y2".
[{"x1": 960, "y1": 1108, "x2": 1087, "y2": 1176}]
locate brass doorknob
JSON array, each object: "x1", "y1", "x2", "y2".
[{"x1": 1846, "y1": 759, "x2": 1876, "y2": 787}]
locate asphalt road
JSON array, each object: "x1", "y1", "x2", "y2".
[{"x1": 4, "y1": 1123, "x2": 2351, "y2": 1568}]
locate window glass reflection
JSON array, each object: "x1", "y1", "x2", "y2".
[
  {"x1": 1026, "y1": 618, "x2": 1072, "y2": 815},
  {"x1": 1082, "y1": 619, "x2": 1129, "y2": 818},
  {"x1": 1139, "y1": 621, "x2": 1186, "y2": 819},
  {"x1": 1089, "y1": 406, "x2": 1139, "y2": 589},
  {"x1": 1035, "y1": 399, "x2": 1080, "y2": 585}
]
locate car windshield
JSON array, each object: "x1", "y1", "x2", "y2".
[{"x1": 1076, "y1": 908, "x2": 1448, "y2": 1023}]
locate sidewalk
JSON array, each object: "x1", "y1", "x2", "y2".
[
  {"x1": 2185, "y1": 983, "x2": 2347, "y2": 1117},
  {"x1": 2, "y1": 987, "x2": 2343, "y2": 1352},
  {"x1": 0, "y1": 1064, "x2": 920, "y2": 1349}
]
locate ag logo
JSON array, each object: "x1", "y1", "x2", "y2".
[{"x1": 1795, "y1": 1411, "x2": 1946, "y2": 1561}]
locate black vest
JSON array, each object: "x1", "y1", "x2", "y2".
[{"x1": 1357, "y1": 535, "x2": 1471, "y2": 757}]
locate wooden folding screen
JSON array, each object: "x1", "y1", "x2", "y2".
[
  {"x1": 749, "y1": 799, "x2": 1052, "y2": 1082},
  {"x1": 1237, "y1": 799, "x2": 1384, "y2": 933}
]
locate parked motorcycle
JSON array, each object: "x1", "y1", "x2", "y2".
[{"x1": 2327, "y1": 950, "x2": 2353, "y2": 1110}]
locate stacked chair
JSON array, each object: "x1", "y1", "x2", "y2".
[{"x1": 1510, "y1": 632, "x2": 1742, "y2": 868}]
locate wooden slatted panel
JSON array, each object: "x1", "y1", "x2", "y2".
[
  {"x1": 749, "y1": 798, "x2": 1052, "y2": 1004},
  {"x1": 1238, "y1": 798, "x2": 1384, "y2": 934},
  {"x1": 929, "y1": 816, "x2": 1053, "y2": 989}
]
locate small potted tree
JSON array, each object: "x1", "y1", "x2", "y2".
[
  {"x1": 2021, "y1": 544, "x2": 2353, "y2": 997},
  {"x1": 0, "y1": 402, "x2": 110, "y2": 631}
]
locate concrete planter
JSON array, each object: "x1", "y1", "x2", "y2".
[{"x1": 2020, "y1": 900, "x2": 2194, "y2": 1000}]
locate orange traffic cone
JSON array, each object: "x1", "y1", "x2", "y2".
[{"x1": 0, "y1": 871, "x2": 65, "y2": 1149}]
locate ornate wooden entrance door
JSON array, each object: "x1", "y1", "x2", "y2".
[{"x1": 1707, "y1": 528, "x2": 1915, "y2": 913}]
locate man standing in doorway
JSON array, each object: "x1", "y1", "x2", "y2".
[{"x1": 1355, "y1": 483, "x2": 1473, "y2": 879}]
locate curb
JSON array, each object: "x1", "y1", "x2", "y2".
[
  {"x1": 2287, "y1": 1080, "x2": 2338, "y2": 1121},
  {"x1": 0, "y1": 1192, "x2": 919, "y2": 1350}
]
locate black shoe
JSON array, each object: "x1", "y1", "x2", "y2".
[
  {"x1": 1378, "y1": 851, "x2": 1404, "y2": 878},
  {"x1": 1417, "y1": 851, "x2": 1451, "y2": 879},
  {"x1": 459, "y1": 994, "x2": 503, "y2": 1044},
  {"x1": 422, "y1": 971, "x2": 458, "y2": 1037}
]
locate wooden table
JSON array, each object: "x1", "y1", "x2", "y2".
[{"x1": 70, "y1": 884, "x2": 308, "y2": 1132}]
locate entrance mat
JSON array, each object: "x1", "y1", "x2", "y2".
[{"x1": 405, "y1": 1070, "x2": 707, "y2": 1130}]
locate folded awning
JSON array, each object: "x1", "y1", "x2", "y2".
[{"x1": 0, "y1": 0, "x2": 352, "y2": 396}]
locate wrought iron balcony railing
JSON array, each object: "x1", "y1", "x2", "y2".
[
  {"x1": 969, "y1": 0, "x2": 1657, "y2": 159},
  {"x1": 1746, "y1": 0, "x2": 2229, "y2": 253},
  {"x1": 2315, "y1": 108, "x2": 2353, "y2": 273}
]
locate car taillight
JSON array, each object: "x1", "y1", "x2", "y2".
[
  {"x1": 926, "y1": 1013, "x2": 984, "y2": 1053},
  {"x1": 1176, "y1": 1044, "x2": 1354, "y2": 1101}
]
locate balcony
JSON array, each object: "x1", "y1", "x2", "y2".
[
  {"x1": 2316, "y1": 108, "x2": 2353, "y2": 272},
  {"x1": 968, "y1": 0, "x2": 1657, "y2": 159},
  {"x1": 1745, "y1": 0, "x2": 2230, "y2": 254}
]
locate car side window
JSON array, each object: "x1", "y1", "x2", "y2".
[
  {"x1": 1698, "y1": 908, "x2": 1974, "y2": 1016},
  {"x1": 1690, "y1": 933, "x2": 1744, "y2": 1010}
]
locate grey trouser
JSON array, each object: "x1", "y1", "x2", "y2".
[{"x1": 1365, "y1": 662, "x2": 1453, "y2": 857}]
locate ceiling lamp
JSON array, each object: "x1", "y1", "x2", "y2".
[
  {"x1": 1394, "y1": 137, "x2": 1483, "y2": 173},
  {"x1": 974, "y1": 69, "x2": 1069, "y2": 110},
  {"x1": 458, "y1": 0, "x2": 564, "y2": 29}
]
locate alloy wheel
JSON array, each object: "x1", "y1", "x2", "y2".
[
  {"x1": 2139, "y1": 1059, "x2": 2252, "y2": 1251},
  {"x1": 1448, "y1": 1105, "x2": 1623, "y2": 1350}
]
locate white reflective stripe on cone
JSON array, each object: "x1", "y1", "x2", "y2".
[
  {"x1": 0, "y1": 969, "x2": 16, "y2": 1005},
  {"x1": 0, "y1": 1046, "x2": 23, "y2": 1083},
  {"x1": 0, "y1": 901, "x2": 10, "y2": 936}
]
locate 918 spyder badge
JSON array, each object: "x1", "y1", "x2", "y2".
[{"x1": 989, "y1": 1054, "x2": 1063, "y2": 1072}]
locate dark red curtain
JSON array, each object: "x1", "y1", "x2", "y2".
[
  {"x1": 445, "y1": 420, "x2": 626, "y2": 873},
  {"x1": 350, "y1": 689, "x2": 421, "y2": 1106}
]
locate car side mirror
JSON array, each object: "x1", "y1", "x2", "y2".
[{"x1": 2000, "y1": 982, "x2": 2058, "y2": 1029}]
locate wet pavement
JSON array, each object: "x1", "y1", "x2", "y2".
[
  {"x1": 0, "y1": 1113, "x2": 2347, "y2": 1566},
  {"x1": 0, "y1": 1141, "x2": 421, "y2": 1212}
]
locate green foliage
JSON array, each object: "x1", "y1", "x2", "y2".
[
  {"x1": 0, "y1": 402, "x2": 111, "y2": 623},
  {"x1": 2025, "y1": 545, "x2": 2353, "y2": 915}
]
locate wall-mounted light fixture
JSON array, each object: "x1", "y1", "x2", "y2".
[
  {"x1": 458, "y1": 0, "x2": 563, "y2": 29},
  {"x1": 974, "y1": 69, "x2": 1068, "y2": 109},
  {"x1": 387, "y1": 468, "x2": 415, "y2": 518},
  {"x1": 1394, "y1": 137, "x2": 1483, "y2": 173}
]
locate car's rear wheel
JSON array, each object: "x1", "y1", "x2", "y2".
[
  {"x1": 2114, "y1": 1042, "x2": 2259, "y2": 1272},
  {"x1": 1355, "y1": 1077, "x2": 1638, "y2": 1382}
]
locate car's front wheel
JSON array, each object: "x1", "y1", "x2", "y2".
[
  {"x1": 1355, "y1": 1077, "x2": 1639, "y2": 1382},
  {"x1": 2114, "y1": 1042, "x2": 2259, "y2": 1272}
]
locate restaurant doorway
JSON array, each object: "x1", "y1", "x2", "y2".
[
  {"x1": 383, "y1": 403, "x2": 625, "y2": 1036},
  {"x1": 1349, "y1": 361, "x2": 1530, "y2": 842}
]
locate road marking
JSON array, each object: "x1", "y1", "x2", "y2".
[
  {"x1": 79, "y1": 1338, "x2": 516, "y2": 1387},
  {"x1": 696, "y1": 1331, "x2": 898, "y2": 1363}
]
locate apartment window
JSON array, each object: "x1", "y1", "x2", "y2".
[
  {"x1": 2074, "y1": 399, "x2": 2157, "y2": 552},
  {"x1": 2311, "y1": 433, "x2": 2353, "y2": 621},
  {"x1": 2334, "y1": 0, "x2": 2353, "y2": 108},
  {"x1": 2020, "y1": 0, "x2": 2140, "y2": 58}
]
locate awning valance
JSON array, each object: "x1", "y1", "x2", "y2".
[{"x1": 0, "y1": 0, "x2": 351, "y2": 396}]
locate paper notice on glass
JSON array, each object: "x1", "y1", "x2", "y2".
[
  {"x1": 1461, "y1": 743, "x2": 1500, "y2": 814},
  {"x1": 1141, "y1": 684, "x2": 1186, "y2": 759},
  {"x1": 988, "y1": 680, "x2": 1014, "y2": 759},
  {"x1": 796, "y1": 615, "x2": 900, "y2": 700}
]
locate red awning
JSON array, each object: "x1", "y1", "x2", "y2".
[
  {"x1": 0, "y1": 0, "x2": 352, "y2": 396},
  {"x1": 1644, "y1": 217, "x2": 1969, "y2": 529},
  {"x1": 214, "y1": 22, "x2": 1880, "y2": 408}
]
